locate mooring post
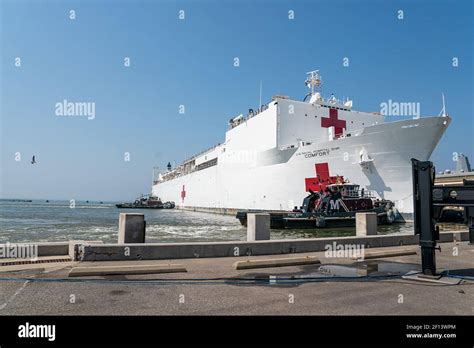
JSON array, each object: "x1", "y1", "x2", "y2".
[
  {"x1": 247, "y1": 213, "x2": 270, "y2": 241},
  {"x1": 356, "y1": 212, "x2": 377, "y2": 236},
  {"x1": 118, "y1": 213, "x2": 146, "y2": 244}
]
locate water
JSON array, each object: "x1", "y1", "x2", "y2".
[
  {"x1": 0, "y1": 200, "x2": 462, "y2": 244},
  {"x1": 0, "y1": 200, "x2": 244, "y2": 243}
]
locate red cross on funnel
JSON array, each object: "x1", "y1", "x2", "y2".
[{"x1": 321, "y1": 108, "x2": 346, "y2": 137}]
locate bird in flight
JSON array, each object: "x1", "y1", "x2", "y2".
[{"x1": 31, "y1": 156, "x2": 36, "y2": 164}]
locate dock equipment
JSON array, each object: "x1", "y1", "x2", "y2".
[
  {"x1": 412, "y1": 159, "x2": 474, "y2": 276},
  {"x1": 432, "y1": 179, "x2": 474, "y2": 244},
  {"x1": 411, "y1": 159, "x2": 439, "y2": 276}
]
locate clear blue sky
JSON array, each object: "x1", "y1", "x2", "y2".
[{"x1": 1, "y1": 0, "x2": 472, "y2": 201}]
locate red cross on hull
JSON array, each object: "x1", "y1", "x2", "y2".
[
  {"x1": 321, "y1": 108, "x2": 346, "y2": 137},
  {"x1": 181, "y1": 185, "x2": 186, "y2": 203}
]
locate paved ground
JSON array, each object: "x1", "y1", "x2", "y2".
[{"x1": 0, "y1": 242, "x2": 473, "y2": 315}]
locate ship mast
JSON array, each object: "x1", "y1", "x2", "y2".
[{"x1": 305, "y1": 70, "x2": 322, "y2": 95}]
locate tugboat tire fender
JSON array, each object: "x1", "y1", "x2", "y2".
[
  {"x1": 386, "y1": 207, "x2": 398, "y2": 224},
  {"x1": 315, "y1": 217, "x2": 326, "y2": 228}
]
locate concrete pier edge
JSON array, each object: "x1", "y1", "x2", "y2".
[
  {"x1": 0, "y1": 240, "x2": 104, "y2": 257},
  {"x1": 67, "y1": 231, "x2": 468, "y2": 262}
]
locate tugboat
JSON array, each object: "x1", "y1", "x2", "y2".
[
  {"x1": 116, "y1": 194, "x2": 175, "y2": 209},
  {"x1": 236, "y1": 176, "x2": 398, "y2": 229}
]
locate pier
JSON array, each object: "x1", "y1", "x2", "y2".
[{"x1": 0, "y1": 228, "x2": 472, "y2": 315}]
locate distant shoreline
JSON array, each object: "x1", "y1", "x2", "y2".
[
  {"x1": 0, "y1": 199, "x2": 33, "y2": 202},
  {"x1": 0, "y1": 198, "x2": 121, "y2": 204}
]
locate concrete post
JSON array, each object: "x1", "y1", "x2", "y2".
[
  {"x1": 247, "y1": 213, "x2": 270, "y2": 241},
  {"x1": 69, "y1": 240, "x2": 85, "y2": 261},
  {"x1": 356, "y1": 212, "x2": 377, "y2": 236},
  {"x1": 118, "y1": 213, "x2": 146, "y2": 244},
  {"x1": 68, "y1": 240, "x2": 104, "y2": 261}
]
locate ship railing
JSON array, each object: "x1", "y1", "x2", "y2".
[
  {"x1": 361, "y1": 190, "x2": 376, "y2": 198},
  {"x1": 157, "y1": 167, "x2": 194, "y2": 183},
  {"x1": 182, "y1": 143, "x2": 221, "y2": 164},
  {"x1": 228, "y1": 99, "x2": 273, "y2": 129},
  {"x1": 341, "y1": 187, "x2": 375, "y2": 198},
  {"x1": 248, "y1": 102, "x2": 270, "y2": 119}
]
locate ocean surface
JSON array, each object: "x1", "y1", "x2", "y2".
[{"x1": 0, "y1": 199, "x2": 465, "y2": 244}]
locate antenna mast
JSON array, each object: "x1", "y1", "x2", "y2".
[{"x1": 305, "y1": 70, "x2": 322, "y2": 95}]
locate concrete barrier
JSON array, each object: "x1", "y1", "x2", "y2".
[
  {"x1": 118, "y1": 213, "x2": 146, "y2": 244},
  {"x1": 247, "y1": 213, "x2": 270, "y2": 241},
  {"x1": 0, "y1": 241, "x2": 104, "y2": 258},
  {"x1": 356, "y1": 212, "x2": 377, "y2": 236},
  {"x1": 69, "y1": 231, "x2": 468, "y2": 262},
  {"x1": 0, "y1": 242, "x2": 68, "y2": 257},
  {"x1": 234, "y1": 256, "x2": 320, "y2": 270},
  {"x1": 351, "y1": 248, "x2": 417, "y2": 260},
  {"x1": 68, "y1": 263, "x2": 187, "y2": 277}
]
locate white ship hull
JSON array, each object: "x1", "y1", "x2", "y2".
[{"x1": 152, "y1": 115, "x2": 449, "y2": 215}]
